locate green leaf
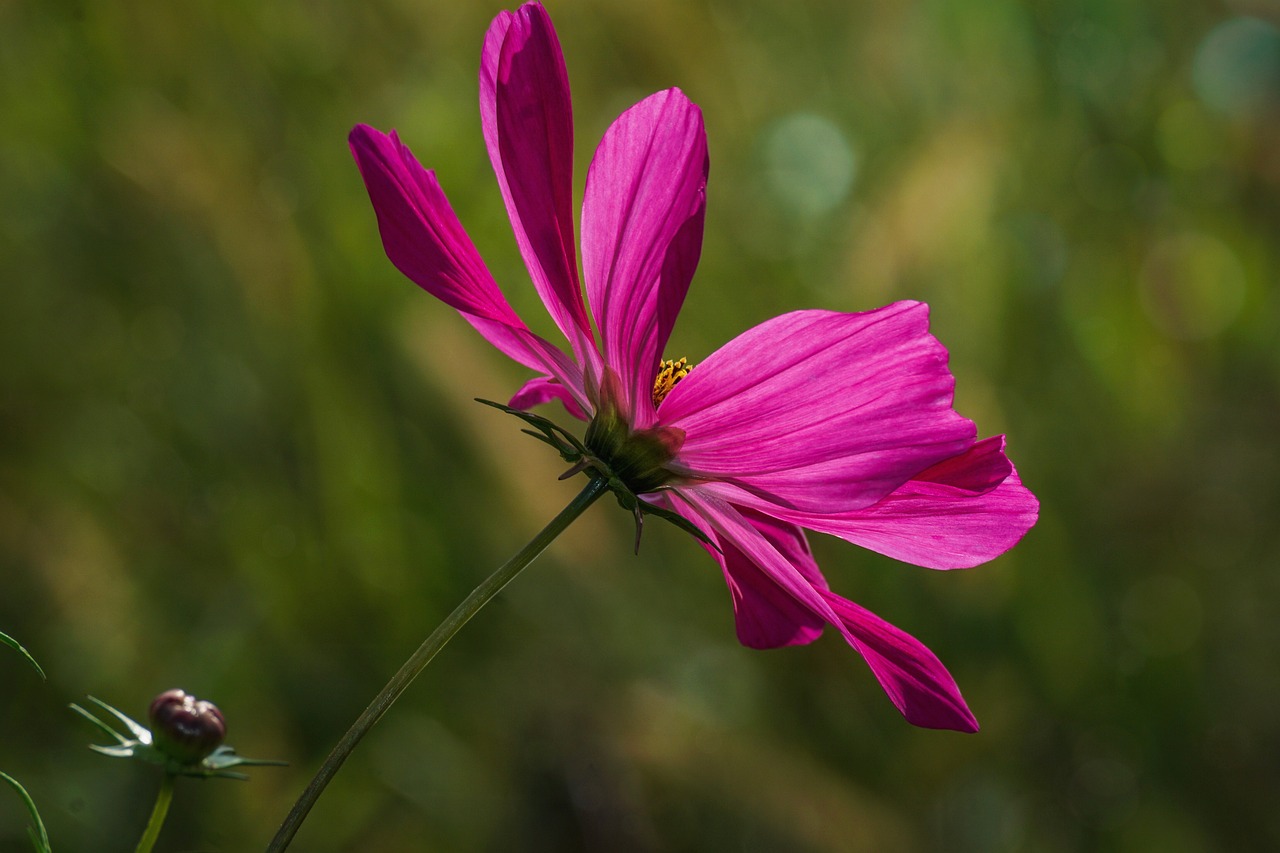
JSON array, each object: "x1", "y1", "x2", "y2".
[
  {"x1": 69, "y1": 702, "x2": 133, "y2": 747},
  {"x1": 1, "y1": 771, "x2": 52, "y2": 853},
  {"x1": 201, "y1": 745, "x2": 288, "y2": 780},
  {"x1": 70, "y1": 697, "x2": 151, "y2": 747},
  {"x1": 1, "y1": 631, "x2": 46, "y2": 680},
  {"x1": 87, "y1": 695, "x2": 151, "y2": 742}
]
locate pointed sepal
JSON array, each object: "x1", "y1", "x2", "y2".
[{"x1": 478, "y1": 398, "x2": 715, "y2": 552}]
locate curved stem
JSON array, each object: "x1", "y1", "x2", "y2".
[
  {"x1": 266, "y1": 477, "x2": 610, "y2": 852},
  {"x1": 134, "y1": 773, "x2": 174, "y2": 853}
]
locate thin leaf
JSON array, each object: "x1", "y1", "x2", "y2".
[
  {"x1": 204, "y1": 746, "x2": 288, "y2": 773},
  {"x1": 86, "y1": 696, "x2": 151, "y2": 742},
  {"x1": 68, "y1": 703, "x2": 132, "y2": 747},
  {"x1": 1, "y1": 771, "x2": 52, "y2": 853},
  {"x1": 0, "y1": 631, "x2": 46, "y2": 680},
  {"x1": 519, "y1": 429, "x2": 564, "y2": 451},
  {"x1": 475, "y1": 398, "x2": 589, "y2": 459}
]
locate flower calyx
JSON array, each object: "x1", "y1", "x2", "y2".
[
  {"x1": 71, "y1": 694, "x2": 286, "y2": 780},
  {"x1": 477, "y1": 398, "x2": 713, "y2": 553}
]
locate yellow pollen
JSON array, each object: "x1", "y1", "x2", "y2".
[{"x1": 652, "y1": 357, "x2": 692, "y2": 407}]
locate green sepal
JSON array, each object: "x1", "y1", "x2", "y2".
[
  {"x1": 0, "y1": 771, "x2": 52, "y2": 853},
  {"x1": 476, "y1": 399, "x2": 717, "y2": 553},
  {"x1": 70, "y1": 697, "x2": 285, "y2": 780},
  {"x1": 475, "y1": 399, "x2": 589, "y2": 463},
  {"x1": 633, "y1": 496, "x2": 717, "y2": 549},
  {"x1": 195, "y1": 745, "x2": 289, "y2": 781},
  {"x1": 1, "y1": 631, "x2": 46, "y2": 680}
]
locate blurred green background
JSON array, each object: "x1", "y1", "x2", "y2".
[{"x1": 2, "y1": 0, "x2": 1277, "y2": 849}]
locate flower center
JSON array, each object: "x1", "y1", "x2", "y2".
[
  {"x1": 586, "y1": 363, "x2": 691, "y2": 491},
  {"x1": 583, "y1": 390, "x2": 685, "y2": 496},
  {"x1": 652, "y1": 357, "x2": 693, "y2": 407}
]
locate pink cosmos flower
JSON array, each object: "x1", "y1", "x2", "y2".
[{"x1": 349, "y1": 1, "x2": 1038, "y2": 732}]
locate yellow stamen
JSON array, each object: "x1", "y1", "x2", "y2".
[{"x1": 652, "y1": 357, "x2": 693, "y2": 407}]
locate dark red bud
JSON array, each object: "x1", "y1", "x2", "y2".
[{"x1": 148, "y1": 689, "x2": 226, "y2": 764}]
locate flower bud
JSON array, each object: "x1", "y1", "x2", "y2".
[{"x1": 148, "y1": 689, "x2": 226, "y2": 764}]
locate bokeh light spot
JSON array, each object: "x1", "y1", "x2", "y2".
[
  {"x1": 1192, "y1": 17, "x2": 1280, "y2": 118},
  {"x1": 762, "y1": 112, "x2": 856, "y2": 217}
]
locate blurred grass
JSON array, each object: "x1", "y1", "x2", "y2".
[{"x1": 2, "y1": 0, "x2": 1278, "y2": 849}]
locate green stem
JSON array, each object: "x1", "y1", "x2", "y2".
[
  {"x1": 134, "y1": 773, "x2": 174, "y2": 853},
  {"x1": 266, "y1": 477, "x2": 610, "y2": 852}
]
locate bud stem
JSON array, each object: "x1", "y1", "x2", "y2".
[
  {"x1": 266, "y1": 477, "x2": 610, "y2": 851},
  {"x1": 134, "y1": 773, "x2": 174, "y2": 853}
]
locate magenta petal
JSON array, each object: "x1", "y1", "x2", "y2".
[
  {"x1": 581, "y1": 88, "x2": 708, "y2": 426},
  {"x1": 819, "y1": 589, "x2": 979, "y2": 732},
  {"x1": 912, "y1": 434, "x2": 1013, "y2": 493},
  {"x1": 672, "y1": 489, "x2": 976, "y2": 730},
  {"x1": 350, "y1": 124, "x2": 519, "y2": 327},
  {"x1": 480, "y1": 3, "x2": 595, "y2": 359},
  {"x1": 509, "y1": 375, "x2": 589, "y2": 421},
  {"x1": 670, "y1": 488, "x2": 846, "y2": 635},
  {"x1": 660, "y1": 303, "x2": 976, "y2": 513},
  {"x1": 349, "y1": 124, "x2": 588, "y2": 407},
  {"x1": 697, "y1": 506, "x2": 827, "y2": 648},
  {"x1": 797, "y1": 437, "x2": 1040, "y2": 569}
]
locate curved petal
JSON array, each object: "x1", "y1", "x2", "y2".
[
  {"x1": 480, "y1": 4, "x2": 595, "y2": 360},
  {"x1": 349, "y1": 125, "x2": 588, "y2": 408},
  {"x1": 350, "y1": 124, "x2": 519, "y2": 327},
  {"x1": 671, "y1": 488, "x2": 977, "y2": 731},
  {"x1": 660, "y1": 303, "x2": 976, "y2": 513},
  {"x1": 670, "y1": 488, "x2": 846, "y2": 637},
  {"x1": 794, "y1": 437, "x2": 1040, "y2": 569},
  {"x1": 692, "y1": 503, "x2": 827, "y2": 648},
  {"x1": 581, "y1": 88, "x2": 708, "y2": 427},
  {"x1": 819, "y1": 589, "x2": 979, "y2": 732},
  {"x1": 912, "y1": 434, "x2": 1014, "y2": 493},
  {"x1": 509, "y1": 375, "x2": 590, "y2": 421}
]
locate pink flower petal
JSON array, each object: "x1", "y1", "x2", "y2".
[
  {"x1": 671, "y1": 488, "x2": 845, "y2": 635},
  {"x1": 509, "y1": 375, "x2": 589, "y2": 421},
  {"x1": 912, "y1": 434, "x2": 1013, "y2": 493},
  {"x1": 581, "y1": 88, "x2": 708, "y2": 426},
  {"x1": 349, "y1": 124, "x2": 517, "y2": 327},
  {"x1": 697, "y1": 505, "x2": 827, "y2": 648},
  {"x1": 660, "y1": 303, "x2": 976, "y2": 513},
  {"x1": 794, "y1": 437, "x2": 1040, "y2": 569},
  {"x1": 480, "y1": 4, "x2": 596, "y2": 363},
  {"x1": 349, "y1": 125, "x2": 583, "y2": 392},
  {"x1": 672, "y1": 489, "x2": 977, "y2": 730},
  {"x1": 819, "y1": 589, "x2": 979, "y2": 732}
]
